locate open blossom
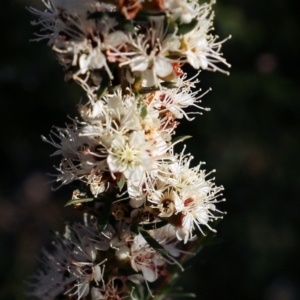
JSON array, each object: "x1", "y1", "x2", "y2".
[
  {"x1": 180, "y1": 3, "x2": 231, "y2": 73},
  {"x1": 107, "y1": 131, "x2": 152, "y2": 184},
  {"x1": 27, "y1": 241, "x2": 72, "y2": 299},
  {"x1": 129, "y1": 225, "x2": 181, "y2": 283},
  {"x1": 29, "y1": 222, "x2": 112, "y2": 300},
  {"x1": 148, "y1": 151, "x2": 225, "y2": 243},
  {"x1": 91, "y1": 276, "x2": 131, "y2": 300},
  {"x1": 118, "y1": 16, "x2": 181, "y2": 87},
  {"x1": 153, "y1": 72, "x2": 211, "y2": 121},
  {"x1": 109, "y1": 222, "x2": 181, "y2": 282},
  {"x1": 130, "y1": 233, "x2": 165, "y2": 282}
]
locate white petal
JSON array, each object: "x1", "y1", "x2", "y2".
[
  {"x1": 130, "y1": 56, "x2": 149, "y2": 72},
  {"x1": 155, "y1": 57, "x2": 173, "y2": 78},
  {"x1": 127, "y1": 274, "x2": 145, "y2": 284},
  {"x1": 93, "y1": 265, "x2": 103, "y2": 282},
  {"x1": 141, "y1": 265, "x2": 156, "y2": 282}
]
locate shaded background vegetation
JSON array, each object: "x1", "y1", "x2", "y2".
[{"x1": 1, "y1": 0, "x2": 299, "y2": 299}]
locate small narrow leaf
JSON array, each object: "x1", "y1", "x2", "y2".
[
  {"x1": 138, "y1": 86, "x2": 159, "y2": 94},
  {"x1": 130, "y1": 225, "x2": 139, "y2": 236},
  {"x1": 165, "y1": 18, "x2": 178, "y2": 35},
  {"x1": 177, "y1": 18, "x2": 198, "y2": 35},
  {"x1": 65, "y1": 197, "x2": 94, "y2": 207},
  {"x1": 166, "y1": 293, "x2": 196, "y2": 298},
  {"x1": 117, "y1": 174, "x2": 126, "y2": 191},
  {"x1": 161, "y1": 81, "x2": 177, "y2": 89},
  {"x1": 97, "y1": 200, "x2": 112, "y2": 234},
  {"x1": 97, "y1": 72, "x2": 111, "y2": 99},
  {"x1": 139, "y1": 227, "x2": 168, "y2": 257},
  {"x1": 134, "y1": 10, "x2": 166, "y2": 22},
  {"x1": 135, "y1": 94, "x2": 143, "y2": 108},
  {"x1": 172, "y1": 135, "x2": 192, "y2": 144},
  {"x1": 123, "y1": 21, "x2": 135, "y2": 32},
  {"x1": 140, "y1": 105, "x2": 148, "y2": 119},
  {"x1": 167, "y1": 272, "x2": 179, "y2": 287}
]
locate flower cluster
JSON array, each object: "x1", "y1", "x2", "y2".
[
  {"x1": 28, "y1": 219, "x2": 181, "y2": 299},
  {"x1": 29, "y1": 0, "x2": 229, "y2": 299},
  {"x1": 29, "y1": 0, "x2": 230, "y2": 98},
  {"x1": 43, "y1": 76, "x2": 224, "y2": 244}
]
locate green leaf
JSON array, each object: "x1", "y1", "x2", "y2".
[
  {"x1": 165, "y1": 18, "x2": 178, "y2": 35},
  {"x1": 123, "y1": 21, "x2": 135, "y2": 33},
  {"x1": 166, "y1": 293, "x2": 196, "y2": 298},
  {"x1": 65, "y1": 197, "x2": 94, "y2": 207},
  {"x1": 177, "y1": 18, "x2": 198, "y2": 35},
  {"x1": 134, "y1": 10, "x2": 166, "y2": 22},
  {"x1": 97, "y1": 200, "x2": 112, "y2": 234},
  {"x1": 134, "y1": 93, "x2": 143, "y2": 109},
  {"x1": 140, "y1": 105, "x2": 148, "y2": 119},
  {"x1": 138, "y1": 86, "x2": 160, "y2": 94},
  {"x1": 130, "y1": 225, "x2": 139, "y2": 236},
  {"x1": 138, "y1": 227, "x2": 168, "y2": 257},
  {"x1": 167, "y1": 272, "x2": 179, "y2": 287},
  {"x1": 117, "y1": 174, "x2": 126, "y2": 191},
  {"x1": 172, "y1": 135, "x2": 192, "y2": 145},
  {"x1": 97, "y1": 72, "x2": 111, "y2": 99},
  {"x1": 161, "y1": 81, "x2": 177, "y2": 89}
]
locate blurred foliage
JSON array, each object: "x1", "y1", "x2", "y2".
[{"x1": 0, "y1": 0, "x2": 299, "y2": 299}]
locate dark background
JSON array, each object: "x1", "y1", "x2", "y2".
[{"x1": 1, "y1": 0, "x2": 299, "y2": 299}]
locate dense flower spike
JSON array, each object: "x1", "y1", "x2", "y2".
[{"x1": 29, "y1": 0, "x2": 229, "y2": 299}]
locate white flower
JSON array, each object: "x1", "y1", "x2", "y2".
[
  {"x1": 28, "y1": 0, "x2": 59, "y2": 43},
  {"x1": 64, "y1": 223, "x2": 112, "y2": 299},
  {"x1": 27, "y1": 241, "x2": 73, "y2": 300},
  {"x1": 28, "y1": 222, "x2": 112, "y2": 300},
  {"x1": 42, "y1": 122, "x2": 109, "y2": 192},
  {"x1": 80, "y1": 100, "x2": 105, "y2": 122},
  {"x1": 107, "y1": 131, "x2": 151, "y2": 184},
  {"x1": 78, "y1": 45, "x2": 112, "y2": 78},
  {"x1": 105, "y1": 94, "x2": 141, "y2": 133},
  {"x1": 128, "y1": 182, "x2": 147, "y2": 207},
  {"x1": 164, "y1": 0, "x2": 201, "y2": 24},
  {"x1": 149, "y1": 189, "x2": 182, "y2": 218},
  {"x1": 119, "y1": 17, "x2": 180, "y2": 86},
  {"x1": 148, "y1": 150, "x2": 225, "y2": 243},
  {"x1": 130, "y1": 225, "x2": 182, "y2": 283},
  {"x1": 181, "y1": 4, "x2": 231, "y2": 73},
  {"x1": 139, "y1": 106, "x2": 161, "y2": 141},
  {"x1": 87, "y1": 170, "x2": 107, "y2": 197},
  {"x1": 130, "y1": 233, "x2": 165, "y2": 282},
  {"x1": 150, "y1": 225, "x2": 181, "y2": 258},
  {"x1": 153, "y1": 72, "x2": 211, "y2": 121}
]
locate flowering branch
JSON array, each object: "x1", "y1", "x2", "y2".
[{"x1": 28, "y1": 0, "x2": 230, "y2": 299}]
